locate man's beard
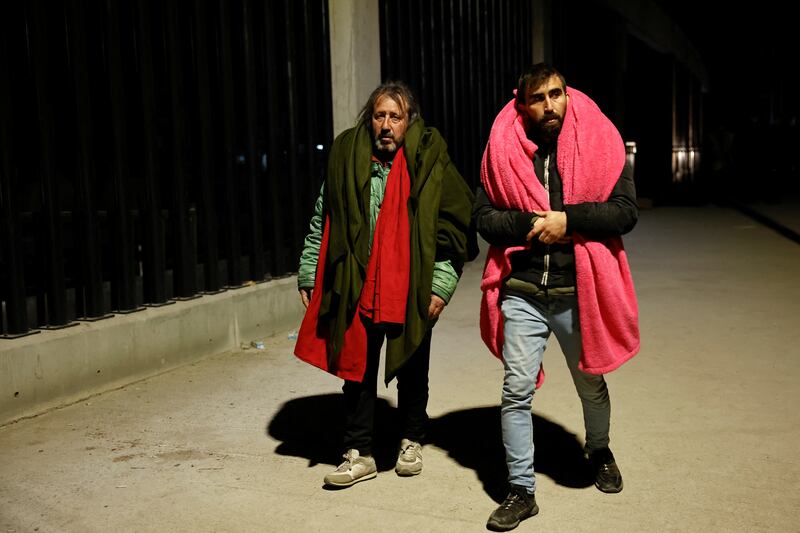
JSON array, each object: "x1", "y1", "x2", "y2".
[
  {"x1": 373, "y1": 134, "x2": 399, "y2": 157},
  {"x1": 531, "y1": 115, "x2": 563, "y2": 145}
]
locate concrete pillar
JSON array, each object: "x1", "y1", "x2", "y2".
[{"x1": 328, "y1": 0, "x2": 381, "y2": 137}]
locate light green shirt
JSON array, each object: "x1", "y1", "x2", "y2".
[{"x1": 297, "y1": 161, "x2": 459, "y2": 303}]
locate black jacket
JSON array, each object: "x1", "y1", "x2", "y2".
[{"x1": 472, "y1": 146, "x2": 638, "y2": 290}]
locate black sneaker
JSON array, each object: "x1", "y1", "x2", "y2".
[
  {"x1": 486, "y1": 486, "x2": 539, "y2": 531},
  {"x1": 588, "y1": 447, "x2": 623, "y2": 493}
]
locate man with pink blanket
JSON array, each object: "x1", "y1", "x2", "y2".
[{"x1": 474, "y1": 64, "x2": 640, "y2": 531}]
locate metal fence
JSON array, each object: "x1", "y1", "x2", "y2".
[
  {"x1": 379, "y1": 0, "x2": 535, "y2": 188},
  {"x1": 0, "y1": 0, "x2": 332, "y2": 337}
]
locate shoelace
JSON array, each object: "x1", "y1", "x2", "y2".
[
  {"x1": 599, "y1": 463, "x2": 612, "y2": 472},
  {"x1": 400, "y1": 444, "x2": 418, "y2": 461},
  {"x1": 501, "y1": 493, "x2": 525, "y2": 510},
  {"x1": 338, "y1": 452, "x2": 358, "y2": 469}
]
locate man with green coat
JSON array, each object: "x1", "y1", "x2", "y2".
[{"x1": 294, "y1": 81, "x2": 474, "y2": 488}]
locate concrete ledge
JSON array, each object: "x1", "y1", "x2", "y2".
[{"x1": 0, "y1": 276, "x2": 304, "y2": 426}]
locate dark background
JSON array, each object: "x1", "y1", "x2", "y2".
[{"x1": 661, "y1": 3, "x2": 800, "y2": 201}]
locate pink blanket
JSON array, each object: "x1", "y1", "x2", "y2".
[{"x1": 480, "y1": 88, "x2": 640, "y2": 386}]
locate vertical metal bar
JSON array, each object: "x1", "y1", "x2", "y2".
[
  {"x1": 426, "y1": 0, "x2": 434, "y2": 101},
  {"x1": 526, "y1": 1, "x2": 533, "y2": 65},
  {"x1": 318, "y1": 0, "x2": 333, "y2": 187},
  {"x1": 521, "y1": 1, "x2": 529, "y2": 77},
  {"x1": 502, "y1": 0, "x2": 510, "y2": 86},
  {"x1": 277, "y1": 0, "x2": 298, "y2": 276},
  {"x1": 490, "y1": 0, "x2": 499, "y2": 116},
  {"x1": 67, "y1": 0, "x2": 109, "y2": 321},
  {"x1": 446, "y1": 0, "x2": 458, "y2": 173},
  {"x1": 467, "y1": 0, "x2": 479, "y2": 188},
  {"x1": 215, "y1": 0, "x2": 244, "y2": 287},
  {"x1": 241, "y1": 0, "x2": 267, "y2": 281},
  {"x1": 465, "y1": 0, "x2": 477, "y2": 187},
  {"x1": 509, "y1": 0, "x2": 516, "y2": 85},
  {"x1": 296, "y1": 0, "x2": 320, "y2": 263},
  {"x1": 490, "y1": 0, "x2": 500, "y2": 106},
  {"x1": 0, "y1": 17, "x2": 38, "y2": 337},
  {"x1": 27, "y1": 1, "x2": 75, "y2": 329},
  {"x1": 192, "y1": 0, "x2": 223, "y2": 293},
  {"x1": 428, "y1": 1, "x2": 439, "y2": 126},
  {"x1": 407, "y1": 0, "x2": 414, "y2": 88},
  {"x1": 104, "y1": 0, "x2": 141, "y2": 312},
  {"x1": 261, "y1": 1, "x2": 284, "y2": 277},
  {"x1": 164, "y1": 0, "x2": 199, "y2": 298},
  {"x1": 98, "y1": 0, "x2": 142, "y2": 313},
  {"x1": 519, "y1": 0, "x2": 525, "y2": 70},
  {"x1": 0, "y1": 147, "x2": 33, "y2": 336},
  {"x1": 384, "y1": 0, "x2": 392, "y2": 79},
  {"x1": 381, "y1": 1, "x2": 391, "y2": 79},
  {"x1": 379, "y1": 0, "x2": 390, "y2": 79},
  {"x1": 417, "y1": 0, "x2": 427, "y2": 98},
  {"x1": 134, "y1": 0, "x2": 170, "y2": 306},
  {"x1": 436, "y1": 1, "x2": 445, "y2": 138},
  {"x1": 520, "y1": 1, "x2": 529, "y2": 74},
  {"x1": 477, "y1": 0, "x2": 488, "y2": 153},
  {"x1": 386, "y1": 0, "x2": 398, "y2": 80},
  {"x1": 501, "y1": 0, "x2": 510, "y2": 90},
  {"x1": 450, "y1": 0, "x2": 461, "y2": 180}
]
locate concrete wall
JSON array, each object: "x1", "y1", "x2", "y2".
[
  {"x1": 0, "y1": 277, "x2": 305, "y2": 426},
  {"x1": 329, "y1": 0, "x2": 381, "y2": 136}
]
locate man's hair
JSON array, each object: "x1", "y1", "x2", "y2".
[
  {"x1": 358, "y1": 81, "x2": 421, "y2": 126},
  {"x1": 515, "y1": 63, "x2": 567, "y2": 106}
]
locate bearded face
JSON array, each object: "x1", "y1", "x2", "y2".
[
  {"x1": 371, "y1": 94, "x2": 409, "y2": 156},
  {"x1": 517, "y1": 74, "x2": 569, "y2": 144}
]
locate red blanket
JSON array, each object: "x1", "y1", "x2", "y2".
[{"x1": 294, "y1": 149, "x2": 411, "y2": 381}]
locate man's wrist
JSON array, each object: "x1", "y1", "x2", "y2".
[{"x1": 512, "y1": 212, "x2": 537, "y2": 240}]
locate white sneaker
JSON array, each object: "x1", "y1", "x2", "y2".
[
  {"x1": 323, "y1": 449, "x2": 377, "y2": 487},
  {"x1": 395, "y1": 439, "x2": 423, "y2": 476}
]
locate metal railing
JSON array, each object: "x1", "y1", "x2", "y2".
[
  {"x1": 379, "y1": 0, "x2": 535, "y2": 189},
  {"x1": 0, "y1": 0, "x2": 332, "y2": 337}
]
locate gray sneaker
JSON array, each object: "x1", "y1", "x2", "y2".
[
  {"x1": 395, "y1": 438, "x2": 423, "y2": 476},
  {"x1": 323, "y1": 449, "x2": 377, "y2": 487}
]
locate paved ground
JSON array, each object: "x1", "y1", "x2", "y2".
[{"x1": 1, "y1": 201, "x2": 799, "y2": 533}]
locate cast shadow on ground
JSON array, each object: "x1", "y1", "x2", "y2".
[{"x1": 267, "y1": 393, "x2": 593, "y2": 501}]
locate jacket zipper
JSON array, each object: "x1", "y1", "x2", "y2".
[{"x1": 541, "y1": 154, "x2": 550, "y2": 287}]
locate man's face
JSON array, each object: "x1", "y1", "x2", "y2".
[
  {"x1": 518, "y1": 75, "x2": 569, "y2": 142},
  {"x1": 371, "y1": 94, "x2": 409, "y2": 155}
]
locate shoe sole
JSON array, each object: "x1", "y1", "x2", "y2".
[
  {"x1": 596, "y1": 481, "x2": 623, "y2": 493},
  {"x1": 486, "y1": 505, "x2": 539, "y2": 532},
  {"x1": 395, "y1": 465, "x2": 422, "y2": 476},
  {"x1": 323, "y1": 470, "x2": 377, "y2": 488}
]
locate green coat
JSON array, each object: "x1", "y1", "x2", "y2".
[{"x1": 319, "y1": 119, "x2": 473, "y2": 382}]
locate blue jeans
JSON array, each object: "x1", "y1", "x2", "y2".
[{"x1": 500, "y1": 294, "x2": 611, "y2": 493}]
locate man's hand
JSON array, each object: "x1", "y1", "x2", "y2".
[
  {"x1": 299, "y1": 288, "x2": 312, "y2": 309},
  {"x1": 428, "y1": 294, "x2": 446, "y2": 320},
  {"x1": 526, "y1": 210, "x2": 570, "y2": 244}
]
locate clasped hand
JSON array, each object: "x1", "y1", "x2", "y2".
[{"x1": 526, "y1": 210, "x2": 571, "y2": 245}]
